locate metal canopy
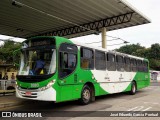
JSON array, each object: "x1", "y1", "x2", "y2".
[{"x1": 0, "y1": 0, "x2": 150, "y2": 38}]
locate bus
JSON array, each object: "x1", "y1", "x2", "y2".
[{"x1": 16, "y1": 36, "x2": 150, "y2": 104}]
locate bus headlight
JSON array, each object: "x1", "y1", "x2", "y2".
[
  {"x1": 15, "y1": 81, "x2": 17, "y2": 86},
  {"x1": 40, "y1": 80, "x2": 55, "y2": 91},
  {"x1": 15, "y1": 81, "x2": 19, "y2": 89}
]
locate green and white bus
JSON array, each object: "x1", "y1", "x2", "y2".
[{"x1": 16, "y1": 36, "x2": 150, "y2": 104}]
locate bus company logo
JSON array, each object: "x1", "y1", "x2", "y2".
[
  {"x1": 1, "y1": 112, "x2": 42, "y2": 118},
  {"x1": 2, "y1": 112, "x2": 11, "y2": 117}
]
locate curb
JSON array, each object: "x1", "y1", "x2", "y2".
[
  {"x1": 0, "y1": 101, "x2": 22, "y2": 109},
  {"x1": 0, "y1": 90, "x2": 15, "y2": 96}
]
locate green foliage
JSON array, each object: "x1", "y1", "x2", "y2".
[
  {"x1": 0, "y1": 40, "x2": 21, "y2": 64},
  {"x1": 148, "y1": 43, "x2": 160, "y2": 59},
  {"x1": 149, "y1": 59, "x2": 160, "y2": 70},
  {"x1": 116, "y1": 43, "x2": 160, "y2": 70},
  {"x1": 116, "y1": 43, "x2": 145, "y2": 55}
]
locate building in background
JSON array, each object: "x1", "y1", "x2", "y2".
[
  {"x1": 0, "y1": 64, "x2": 17, "y2": 80},
  {"x1": 150, "y1": 70, "x2": 160, "y2": 81}
]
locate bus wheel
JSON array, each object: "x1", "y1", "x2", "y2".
[
  {"x1": 130, "y1": 81, "x2": 136, "y2": 95},
  {"x1": 79, "y1": 85, "x2": 91, "y2": 105}
]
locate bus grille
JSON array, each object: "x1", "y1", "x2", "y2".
[
  {"x1": 22, "y1": 95, "x2": 37, "y2": 98},
  {"x1": 19, "y1": 90, "x2": 38, "y2": 98}
]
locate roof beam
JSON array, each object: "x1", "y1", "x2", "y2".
[{"x1": 36, "y1": 12, "x2": 134, "y2": 38}]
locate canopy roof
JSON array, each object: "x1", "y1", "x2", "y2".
[{"x1": 0, "y1": 0, "x2": 150, "y2": 38}]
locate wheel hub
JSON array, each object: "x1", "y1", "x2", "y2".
[
  {"x1": 83, "y1": 89, "x2": 90, "y2": 100},
  {"x1": 133, "y1": 85, "x2": 136, "y2": 93}
]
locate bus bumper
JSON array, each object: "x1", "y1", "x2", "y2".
[{"x1": 16, "y1": 87, "x2": 56, "y2": 101}]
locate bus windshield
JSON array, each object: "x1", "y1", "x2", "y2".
[{"x1": 18, "y1": 48, "x2": 56, "y2": 75}]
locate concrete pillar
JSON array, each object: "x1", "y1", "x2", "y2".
[{"x1": 101, "y1": 27, "x2": 107, "y2": 49}]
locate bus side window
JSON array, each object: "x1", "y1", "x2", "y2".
[
  {"x1": 137, "y1": 60, "x2": 143, "y2": 72},
  {"x1": 63, "y1": 53, "x2": 68, "y2": 68},
  {"x1": 134, "y1": 59, "x2": 137, "y2": 72},
  {"x1": 68, "y1": 54, "x2": 77, "y2": 68},
  {"x1": 143, "y1": 61, "x2": 149, "y2": 72},
  {"x1": 131, "y1": 59, "x2": 137, "y2": 72},
  {"x1": 59, "y1": 43, "x2": 78, "y2": 79},
  {"x1": 116, "y1": 55, "x2": 124, "y2": 71},
  {"x1": 124, "y1": 57, "x2": 131, "y2": 72},
  {"x1": 59, "y1": 52, "x2": 77, "y2": 78},
  {"x1": 80, "y1": 47, "x2": 94, "y2": 69},
  {"x1": 95, "y1": 50, "x2": 106, "y2": 70},
  {"x1": 106, "y1": 53, "x2": 116, "y2": 71}
]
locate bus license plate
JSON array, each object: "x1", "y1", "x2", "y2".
[{"x1": 25, "y1": 92, "x2": 31, "y2": 96}]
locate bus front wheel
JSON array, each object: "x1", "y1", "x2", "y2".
[
  {"x1": 130, "y1": 81, "x2": 136, "y2": 95},
  {"x1": 79, "y1": 85, "x2": 91, "y2": 105}
]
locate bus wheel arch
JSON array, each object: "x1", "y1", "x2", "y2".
[
  {"x1": 79, "y1": 82, "x2": 95, "y2": 105},
  {"x1": 130, "y1": 80, "x2": 137, "y2": 95}
]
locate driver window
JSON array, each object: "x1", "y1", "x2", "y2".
[{"x1": 59, "y1": 43, "x2": 77, "y2": 79}]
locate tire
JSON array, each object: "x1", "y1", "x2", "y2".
[
  {"x1": 130, "y1": 81, "x2": 136, "y2": 95},
  {"x1": 79, "y1": 85, "x2": 91, "y2": 105}
]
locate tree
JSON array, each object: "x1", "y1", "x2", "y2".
[
  {"x1": 149, "y1": 59, "x2": 160, "y2": 70},
  {"x1": 148, "y1": 43, "x2": 160, "y2": 60},
  {"x1": 147, "y1": 43, "x2": 160, "y2": 70},
  {"x1": 116, "y1": 43, "x2": 160, "y2": 70},
  {"x1": 0, "y1": 40, "x2": 21, "y2": 64},
  {"x1": 116, "y1": 43, "x2": 145, "y2": 55}
]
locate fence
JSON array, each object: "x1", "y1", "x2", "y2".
[{"x1": 0, "y1": 80, "x2": 16, "y2": 95}]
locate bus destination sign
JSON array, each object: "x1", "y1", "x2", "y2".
[{"x1": 31, "y1": 38, "x2": 55, "y2": 47}]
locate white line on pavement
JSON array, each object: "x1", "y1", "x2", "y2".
[
  {"x1": 127, "y1": 106, "x2": 152, "y2": 111},
  {"x1": 142, "y1": 107, "x2": 152, "y2": 111},
  {"x1": 127, "y1": 106, "x2": 143, "y2": 111}
]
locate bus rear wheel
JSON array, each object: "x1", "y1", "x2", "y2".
[
  {"x1": 79, "y1": 85, "x2": 91, "y2": 105},
  {"x1": 130, "y1": 81, "x2": 136, "y2": 95}
]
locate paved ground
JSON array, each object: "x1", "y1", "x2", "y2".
[
  {"x1": 0, "y1": 93, "x2": 27, "y2": 109},
  {"x1": 0, "y1": 82, "x2": 160, "y2": 120}
]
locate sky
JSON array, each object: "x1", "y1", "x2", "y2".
[
  {"x1": 0, "y1": 0, "x2": 159, "y2": 50},
  {"x1": 72, "y1": 0, "x2": 160, "y2": 50}
]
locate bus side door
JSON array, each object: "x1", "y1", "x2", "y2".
[{"x1": 58, "y1": 43, "x2": 78, "y2": 101}]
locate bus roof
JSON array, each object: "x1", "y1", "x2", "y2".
[
  {"x1": 0, "y1": 0, "x2": 150, "y2": 38},
  {"x1": 59, "y1": 36, "x2": 148, "y2": 61}
]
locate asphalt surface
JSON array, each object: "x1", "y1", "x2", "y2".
[{"x1": 0, "y1": 82, "x2": 160, "y2": 120}]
